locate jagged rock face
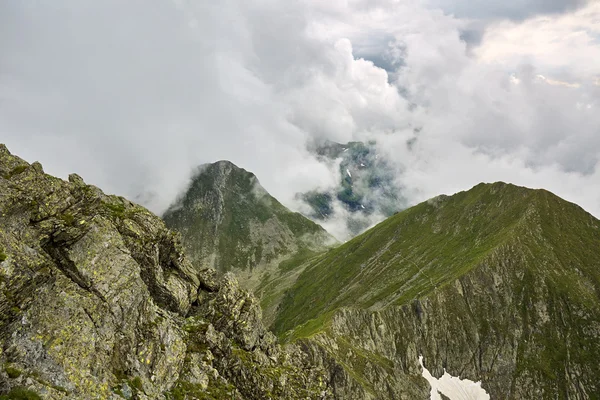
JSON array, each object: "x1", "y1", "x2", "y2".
[
  {"x1": 162, "y1": 160, "x2": 335, "y2": 325},
  {"x1": 276, "y1": 182, "x2": 600, "y2": 399},
  {"x1": 0, "y1": 145, "x2": 331, "y2": 399}
]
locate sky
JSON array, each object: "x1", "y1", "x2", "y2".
[{"x1": 1, "y1": 0, "x2": 599, "y2": 239}]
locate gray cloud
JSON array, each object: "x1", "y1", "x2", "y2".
[
  {"x1": 1, "y1": 0, "x2": 600, "y2": 240},
  {"x1": 425, "y1": 0, "x2": 588, "y2": 21}
]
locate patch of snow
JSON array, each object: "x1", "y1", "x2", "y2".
[
  {"x1": 346, "y1": 169, "x2": 352, "y2": 178},
  {"x1": 360, "y1": 163, "x2": 365, "y2": 167},
  {"x1": 419, "y1": 356, "x2": 490, "y2": 400},
  {"x1": 343, "y1": 148, "x2": 348, "y2": 152},
  {"x1": 361, "y1": 204, "x2": 365, "y2": 209}
]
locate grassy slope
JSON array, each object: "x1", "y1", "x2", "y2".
[
  {"x1": 273, "y1": 182, "x2": 600, "y2": 336},
  {"x1": 271, "y1": 181, "x2": 600, "y2": 398}
]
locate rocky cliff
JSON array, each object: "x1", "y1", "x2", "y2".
[{"x1": 0, "y1": 145, "x2": 331, "y2": 399}]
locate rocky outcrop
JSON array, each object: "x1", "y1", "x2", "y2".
[
  {"x1": 0, "y1": 145, "x2": 330, "y2": 399},
  {"x1": 5, "y1": 144, "x2": 598, "y2": 399}
]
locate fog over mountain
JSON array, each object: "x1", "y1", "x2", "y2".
[{"x1": 1, "y1": 0, "x2": 599, "y2": 239}]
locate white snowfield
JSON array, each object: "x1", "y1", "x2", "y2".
[
  {"x1": 346, "y1": 169, "x2": 352, "y2": 178},
  {"x1": 419, "y1": 356, "x2": 490, "y2": 400}
]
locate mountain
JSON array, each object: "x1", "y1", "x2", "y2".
[
  {"x1": 0, "y1": 145, "x2": 331, "y2": 399},
  {"x1": 273, "y1": 182, "x2": 600, "y2": 398},
  {"x1": 162, "y1": 160, "x2": 335, "y2": 323},
  {"x1": 4, "y1": 142, "x2": 599, "y2": 399},
  {"x1": 299, "y1": 140, "x2": 406, "y2": 238}
]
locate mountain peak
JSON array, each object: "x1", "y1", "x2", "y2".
[
  {"x1": 199, "y1": 159, "x2": 255, "y2": 176},
  {"x1": 274, "y1": 180, "x2": 600, "y2": 333}
]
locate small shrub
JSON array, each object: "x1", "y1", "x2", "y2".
[
  {"x1": 104, "y1": 202, "x2": 127, "y2": 218},
  {"x1": 60, "y1": 213, "x2": 75, "y2": 226},
  {"x1": 2, "y1": 165, "x2": 29, "y2": 180},
  {"x1": 4, "y1": 365, "x2": 22, "y2": 379},
  {"x1": 0, "y1": 387, "x2": 42, "y2": 400},
  {"x1": 129, "y1": 377, "x2": 143, "y2": 392}
]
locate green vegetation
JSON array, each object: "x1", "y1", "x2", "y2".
[
  {"x1": 4, "y1": 365, "x2": 22, "y2": 379},
  {"x1": 278, "y1": 248, "x2": 319, "y2": 273},
  {"x1": 0, "y1": 145, "x2": 331, "y2": 400},
  {"x1": 270, "y1": 181, "x2": 600, "y2": 397},
  {"x1": 59, "y1": 212, "x2": 75, "y2": 226},
  {"x1": 3, "y1": 138, "x2": 600, "y2": 398},
  {"x1": 280, "y1": 311, "x2": 335, "y2": 342},
  {"x1": 129, "y1": 377, "x2": 144, "y2": 392},
  {"x1": 103, "y1": 202, "x2": 127, "y2": 218},
  {"x1": 0, "y1": 249, "x2": 7, "y2": 262},
  {"x1": 166, "y1": 380, "x2": 237, "y2": 400},
  {"x1": 2, "y1": 165, "x2": 28, "y2": 180},
  {"x1": 274, "y1": 183, "x2": 527, "y2": 334},
  {"x1": 301, "y1": 192, "x2": 333, "y2": 218},
  {"x1": 0, "y1": 388, "x2": 42, "y2": 400},
  {"x1": 273, "y1": 182, "x2": 600, "y2": 337}
]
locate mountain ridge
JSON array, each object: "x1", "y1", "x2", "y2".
[{"x1": 272, "y1": 181, "x2": 600, "y2": 398}]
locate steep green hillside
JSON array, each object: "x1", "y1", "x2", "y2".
[
  {"x1": 274, "y1": 182, "x2": 600, "y2": 398},
  {"x1": 163, "y1": 160, "x2": 335, "y2": 323}
]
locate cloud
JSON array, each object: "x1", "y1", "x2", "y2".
[
  {"x1": 476, "y1": 3, "x2": 600, "y2": 75},
  {"x1": 424, "y1": 0, "x2": 588, "y2": 21},
  {"x1": 1, "y1": 0, "x2": 600, "y2": 240},
  {"x1": 0, "y1": 0, "x2": 335, "y2": 210}
]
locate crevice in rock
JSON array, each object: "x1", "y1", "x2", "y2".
[{"x1": 40, "y1": 236, "x2": 108, "y2": 306}]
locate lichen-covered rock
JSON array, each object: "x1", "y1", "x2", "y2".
[{"x1": 0, "y1": 144, "x2": 331, "y2": 399}]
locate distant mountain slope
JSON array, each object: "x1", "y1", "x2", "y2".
[
  {"x1": 274, "y1": 182, "x2": 600, "y2": 398},
  {"x1": 163, "y1": 160, "x2": 335, "y2": 323},
  {"x1": 299, "y1": 140, "x2": 406, "y2": 238}
]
